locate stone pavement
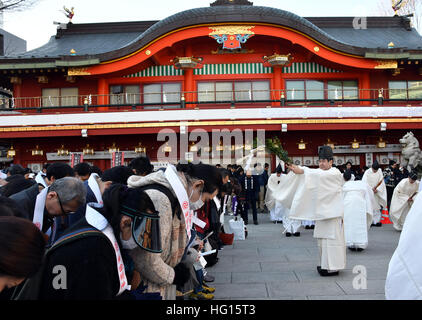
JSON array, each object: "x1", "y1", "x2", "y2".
[{"x1": 206, "y1": 212, "x2": 401, "y2": 300}]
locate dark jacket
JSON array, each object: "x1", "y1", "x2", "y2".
[
  {"x1": 14, "y1": 216, "x2": 131, "y2": 300},
  {"x1": 68, "y1": 181, "x2": 97, "y2": 227},
  {"x1": 240, "y1": 175, "x2": 260, "y2": 199},
  {"x1": 9, "y1": 183, "x2": 40, "y2": 221},
  {"x1": 259, "y1": 170, "x2": 269, "y2": 187},
  {"x1": 39, "y1": 217, "x2": 130, "y2": 300}
]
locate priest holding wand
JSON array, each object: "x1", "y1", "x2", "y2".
[{"x1": 268, "y1": 144, "x2": 346, "y2": 276}]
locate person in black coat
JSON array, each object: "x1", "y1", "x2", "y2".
[
  {"x1": 240, "y1": 170, "x2": 260, "y2": 225},
  {"x1": 18, "y1": 184, "x2": 189, "y2": 300}
]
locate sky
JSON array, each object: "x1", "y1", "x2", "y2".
[{"x1": 2, "y1": 0, "x2": 388, "y2": 51}]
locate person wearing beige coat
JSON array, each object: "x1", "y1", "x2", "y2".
[
  {"x1": 127, "y1": 163, "x2": 223, "y2": 300},
  {"x1": 127, "y1": 170, "x2": 187, "y2": 300}
]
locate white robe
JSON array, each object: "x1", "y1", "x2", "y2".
[
  {"x1": 282, "y1": 209, "x2": 302, "y2": 234},
  {"x1": 390, "y1": 178, "x2": 419, "y2": 231},
  {"x1": 343, "y1": 180, "x2": 374, "y2": 249},
  {"x1": 362, "y1": 168, "x2": 387, "y2": 224},
  {"x1": 385, "y1": 191, "x2": 422, "y2": 299},
  {"x1": 271, "y1": 167, "x2": 344, "y2": 221},
  {"x1": 265, "y1": 173, "x2": 282, "y2": 217},
  {"x1": 266, "y1": 173, "x2": 295, "y2": 225},
  {"x1": 302, "y1": 220, "x2": 315, "y2": 227},
  {"x1": 269, "y1": 166, "x2": 346, "y2": 270}
]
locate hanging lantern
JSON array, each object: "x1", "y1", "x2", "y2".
[
  {"x1": 31, "y1": 145, "x2": 44, "y2": 156},
  {"x1": 325, "y1": 138, "x2": 335, "y2": 150},
  {"x1": 377, "y1": 137, "x2": 386, "y2": 149},
  {"x1": 189, "y1": 141, "x2": 198, "y2": 152},
  {"x1": 162, "y1": 142, "x2": 172, "y2": 153},
  {"x1": 108, "y1": 142, "x2": 119, "y2": 154},
  {"x1": 263, "y1": 53, "x2": 292, "y2": 67},
  {"x1": 83, "y1": 144, "x2": 94, "y2": 155},
  {"x1": 351, "y1": 138, "x2": 360, "y2": 149},
  {"x1": 135, "y1": 142, "x2": 146, "y2": 154},
  {"x1": 216, "y1": 140, "x2": 224, "y2": 151},
  {"x1": 297, "y1": 139, "x2": 307, "y2": 150},
  {"x1": 57, "y1": 145, "x2": 69, "y2": 156},
  {"x1": 172, "y1": 57, "x2": 203, "y2": 69},
  {"x1": 7, "y1": 145, "x2": 16, "y2": 158}
]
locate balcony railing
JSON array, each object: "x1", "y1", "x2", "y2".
[{"x1": 1, "y1": 89, "x2": 421, "y2": 113}]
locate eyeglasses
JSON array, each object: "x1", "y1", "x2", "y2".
[{"x1": 57, "y1": 193, "x2": 76, "y2": 215}]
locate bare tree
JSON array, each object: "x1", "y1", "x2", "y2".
[
  {"x1": 376, "y1": 0, "x2": 422, "y2": 34},
  {"x1": 0, "y1": 0, "x2": 39, "y2": 12}
]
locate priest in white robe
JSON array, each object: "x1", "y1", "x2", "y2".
[
  {"x1": 390, "y1": 171, "x2": 419, "y2": 231},
  {"x1": 342, "y1": 170, "x2": 374, "y2": 251},
  {"x1": 265, "y1": 164, "x2": 284, "y2": 224},
  {"x1": 269, "y1": 146, "x2": 346, "y2": 276},
  {"x1": 385, "y1": 190, "x2": 422, "y2": 299},
  {"x1": 362, "y1": 160, "x2": 387, "y2": 227}
]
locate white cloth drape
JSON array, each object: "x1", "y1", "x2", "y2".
[
  {"x1": 343, "y1": 180, "x2": 374, "y2": 249},
  {"x1": 385, "y1": 191, "x2": 422, "y2": 299}
]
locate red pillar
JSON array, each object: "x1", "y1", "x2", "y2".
[
  {"x1": 183, "y1": 44, "x2": 196, "y2": 108},
  {"x1": 13, "y1": 83, "x2": 22, "y2": 108},
  {"x1": 97, "y1": 78, "x2": 109, "y2": 111},
  {"x1": 272, "y1": 67, "x2": 282, "y2": 107},
  {"x1": 360, "y1": 73, "x2": 371, "y2": 106}
]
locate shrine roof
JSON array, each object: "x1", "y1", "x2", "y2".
[{"x1": 1, "y1": 5, "x2": 421, "y2": 65}]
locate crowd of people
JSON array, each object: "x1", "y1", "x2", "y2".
[
  {"x1": 0, "y1": 157, "x2": 252, "y2": 300},
  {"x1": 0, "y1": 153, "x2": 419, "y2": 300}
]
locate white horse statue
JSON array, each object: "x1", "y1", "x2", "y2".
[{"x1": 400, "y1": 132, "x2": 422, "y2": 171}]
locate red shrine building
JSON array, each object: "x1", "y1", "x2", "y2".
[{"x1": 1, "y1": 0, "x2": 422, "y2": 171}]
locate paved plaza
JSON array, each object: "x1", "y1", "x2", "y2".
[{"x1": 207, "y1": 212, "x2": 401, "y2": 300}]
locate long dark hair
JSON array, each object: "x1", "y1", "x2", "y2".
[
  {"x1": 102, "y1": 184, "x2": 157, "y2": 248},
  {"x1": 176, "y1": 163, "x2": 223, "y2": 194},
  {"x1": 0, "y1": 216, "x2": 46, "y2": 278}
]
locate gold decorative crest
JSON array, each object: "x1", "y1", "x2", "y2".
[
  {"x1": 208, "y1": 26, "x2": 255, "y2": 36},
  {"x1": 374, "y1": 60, "x2": 398, "y2": 69},
  {"x1": 68, "y1": 68, "x2": 91, "y2": 76}
]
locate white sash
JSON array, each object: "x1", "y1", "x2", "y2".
[
  {"x1": 35, "y1": 172, "x2": 47, "y2": 188},
  {"x1": 33, "y1": 187, "x2": 48, "y2": 232},
  {"x1": 86, "y1": 205, "x2": 131, "y2": 296},
  {"x1": 215, "y1": 196, "x2": 225, "y2": 225},
  {"x1": 213, "y1": 196, "x2": 221, "y2": 211},
  {"x1": 0, "y1": 171, "x2": 7, "y2": 180},
  {"x1": 87, "y1": 173, "x2": 103, "y2": 205},
  {"x1": 164, "y1": 165, "x2": 193, "y2": 240}
]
